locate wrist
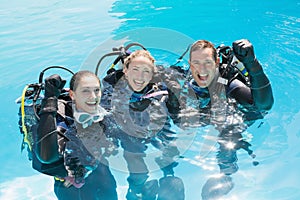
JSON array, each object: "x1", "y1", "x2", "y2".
[
  {"x1": 249, "y1": 70, "x2": 265, "y2": 77},
  {"x1": 245, "y1": 59, "x2": 264, "y2": 76},
  {"x1": 40, "y1": 97, "x2": 58, "y2": 115}
]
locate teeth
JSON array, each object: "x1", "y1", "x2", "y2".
[
  {"x1": 197, "y1": 73, "x2": 208, "y2": 81},
  {"x1": 134, "y1": 80, "x2": 144, "y2": 85},
  {"x1": 86, "y1": 101, "x2": 97, "y2": 105}
]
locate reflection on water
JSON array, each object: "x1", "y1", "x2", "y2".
[{"x1": 177, "y1": 78, "x2": 261, "y2": 199}]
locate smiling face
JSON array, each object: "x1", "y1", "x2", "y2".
[
  {"x1": 69, "y1": 73, "x2": 101, "y2": 114},
  {"x1": 190, "y1": 48, "x2": 219, "y2": 88},
  {"x1": 123, "y1": 51, "x2": 155, "y2": 92}
]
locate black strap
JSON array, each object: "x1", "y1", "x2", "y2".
[{"x1": 172, "y1": 44, "x2": 191, "y2": 66}]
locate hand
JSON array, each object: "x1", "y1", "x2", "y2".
[
  {"x1": 64, "y1": 155, "x2": 86, "y2": 186},
  {"x1": 63, "y1": 155, "x2": 85, "y2": 188},
  {"x1": 65, "y1": 156, "x2": 81, "y2": 176},
  {"x1": 167, "y1": 80, "x2": 181, "y2": 96},
  {"x1": 232, "y1": 39, "x2": 256, "y2": 67},
  {"x1": 44, "y1": 74, "x2": 66, "y2": 98}
]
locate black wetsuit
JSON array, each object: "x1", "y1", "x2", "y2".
[
  {"x1": 34, "y1": 97, "x2": 118, "y2": 200},
  {"x1": 174, "y1": 62, "x2": 273, "y2": 199},
  {"x1": 180, "y1": 65, "x2": 273, "y2": 174},
  {"x1": 101, "y1": 68, "x2": 183, "y2": 199}
]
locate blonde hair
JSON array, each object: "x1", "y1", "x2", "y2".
[{"x1": 124, "y1": 50, "x2": 155, "y2": 69}]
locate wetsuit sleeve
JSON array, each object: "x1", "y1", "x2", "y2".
[
  {"x1": 228, "y1": 79, "x2": 252, "y2": 106},
  {"x1": 101, "y1": 69, "x2": 124, "y2": 111},
  {"x1": 157, "y1": 67, "x2": 182, "y2": 125},
  {"x1": 228, "y1": 61, "x2": 274, "y2": 111},
  {"x1": 232, "y1": 39, "x2": 274, "y2": 111},
  {"x1": 35, "y1": 96, "x2": 61, "y2": 164},
  {"x1": 101, "y1": 81, "x2": 113, "y2": 111},
  {"x1": 247, "y1": 59, "x2": 274, "y2": 111},
  {"x1": 166, "y1": 88, "x2": 181, "y2": 125}
]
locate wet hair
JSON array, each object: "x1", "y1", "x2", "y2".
[
  {"x1": 124, "y1": 49, "x2": 155, "y2": 69},
  {"x1": 70, "y1": 70, "x2": 100, "y2": 91},
  {"x1": 190, "y1": 40, "x2": 218, "y2": 61}
]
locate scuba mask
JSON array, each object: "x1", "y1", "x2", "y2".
[{"x1": 73, "y1": 105, "x2": 107, "y2": 128}]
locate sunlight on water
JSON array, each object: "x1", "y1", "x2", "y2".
[{"x1": 0, "y1": 175, "x2": 56, "y2": 200}]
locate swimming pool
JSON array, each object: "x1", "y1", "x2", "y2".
[{"x1": 1, "y1": 0, "x2": 299, "y2": 199}]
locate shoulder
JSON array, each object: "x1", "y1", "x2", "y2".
[
  {"x1": 99, "y1": 107, "x2": 114, "y2": 124},
  {"x1": 101, "y1": 113, "x2": 120, "y2": 137},
  {"x1": 227, "y1": 78, "x2": 254, "y2": 107},
  {"x1": 57, "y1": 118, "x2": 76, "y2": 140},
  {"x1": 227, "y1": 79, "x2": 249, "y2": 94}
]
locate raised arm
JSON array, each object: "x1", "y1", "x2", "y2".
[
  {"x1": 232, "y1": 39, "x2": 274, "y2": 111},
  {"x1": 155, "y1": 67, "x2": 182, "y2": 125},
  {"x1": 36, "y1": 74, "x2": 66, "y2": 163}
]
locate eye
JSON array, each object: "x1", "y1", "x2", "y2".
[
  {"x1": 82, "y1": 89, "x2": 90, "y2": 93},
  {"x1": 131, "y1": 66, "x2": 139, "y2": 71},
  {"x1": 94, "y1": 88, "x2": 101, "y2": 94},
  {"x1": 191, "y1": 61, "x2": 200, "y2": 66},
  {"x1": 204, "y1": 60, "x2": 214, "y2": 66}
]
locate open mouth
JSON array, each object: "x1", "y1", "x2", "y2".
[
  {"x1": 197, "y1": 73, "x2": 208, "y2": 81},
  {"x1": 133, "y1": 80, "x2": 145, "y2": 87},
  {"x1": 85, "y1": 101, "x2": 99, "y2": 112},
  {"x1": 86, "y1": 100, "x2": 98, "y2": 106}
]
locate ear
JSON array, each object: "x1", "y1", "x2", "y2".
[
  {"x1": 69, "y1": 90, "x2": 75, "y2": 100},
  {"x1": 123, "y1": 65, "x2": 128, "y2": 79},
  {"x1": 216, "y1": 57, "x2": 220, "y2": 68},
  {"x1": 188, "y1": 60, "x2": 194, "y2": 71},
  {"x1": 123, "y1": 65, "x2": 128, "y2": 74},
  {"x1": 151, "y1": 65, "x2": 157, "y2": 73}
]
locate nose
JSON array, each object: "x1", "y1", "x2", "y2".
[
  {"x1": 191, "y1": 64, "x2": 203, "y2": 73},
  {"x1": 90, "y1": 90, "x2": 99, "y2": 98},
  {"x1": 135, "y1": 70, "x2": 145, "y2": 79},
  {"x1": 195, "y1": 62, "x2": 206, "y2": 69}
]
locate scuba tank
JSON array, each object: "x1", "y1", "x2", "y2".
[
  {"x1": 16, "y1": 83, "x2": 43, "y2": 159},
  {"x1": 217, "y1": 44, "x2": 250, "y2": 86},
  {"x1": 231, "y1": 55, "x2": 248, "y2": 77}
]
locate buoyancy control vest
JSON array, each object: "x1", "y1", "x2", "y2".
[
  {"x1": 16, "y1": 88, "x2": 72, "y2": 177},
  {"x1": 16, "y1": 66, "x2": 74, "y2": 176},
  {"x1": 101, "y1": 70, "x2": 170, "y2": 139}
]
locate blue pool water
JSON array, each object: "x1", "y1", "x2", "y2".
[{"x1": 1, "y1": 0, "x2": 300, "y2": 199}]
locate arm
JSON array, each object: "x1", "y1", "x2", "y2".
[
  {"x1": 156, "y1": 67, "x2": 182, "y2": 125},
  {"x1": 100, "y1": 69, "x2": 124, "y2": 111},
  {"x1": 36, "y1": 74, "x2": 66, "y2": 164},
  {"x1": 166, "y1": 88, "x2": 181, "y2": 125},
  {"x1": 232, "y1": 39, "x2": 274, "y2": 111}
]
